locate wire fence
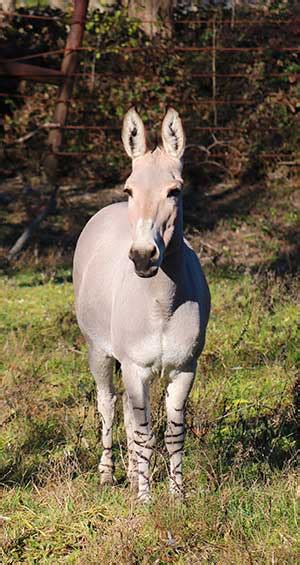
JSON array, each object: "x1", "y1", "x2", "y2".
[
  {"x1": 3, "y1": 45, "x2": 300, "y2": 64},
  {"x1": 1, "y1": 5, "x2": 299, "y2": 170},
  {"x1": 1, "y1": 9, "x2": 300, "y2": 24}
]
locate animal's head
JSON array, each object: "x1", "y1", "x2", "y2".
[{"x1": 122, "y1": 107, "x2": 185, "y2": 278}]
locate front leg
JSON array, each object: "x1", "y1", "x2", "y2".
[
  {"x1": 165, "y1": 364, "x2": 196, "y2": 497},
  {"x1": 121, "y1": 361, "x2": 154, "y2": 502}
]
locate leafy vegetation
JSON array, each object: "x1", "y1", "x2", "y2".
[
  {"x1": 0, "y1": 267, "x2": 299, "y2": 563},
  {"x1": 2, "y1": 1, "x2": 300, "y2": 186}
]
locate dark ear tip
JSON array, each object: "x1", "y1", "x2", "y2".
[
  {"x1": 164, "y1": 106, "x2": 172, "y2": 116},
  {"x1": 163, "y1": 107, "x2": 179, "y2": 121},
  {"x1": 128, "y1": 104, "x2": 143, "y2": 116},
  {"x1": 124, "y1": 106, "x2": 138, "y2": 118}
]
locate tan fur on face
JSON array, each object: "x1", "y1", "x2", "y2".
[{"x1": 125, "y1": 147, "x2": 183, "y2": 258}]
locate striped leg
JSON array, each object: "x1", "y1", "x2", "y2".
[
  {"x1": 165, "y1": 367, "x2": 195, "y2": 497},
  {"x1": 88, "y1": 346, "x2": 116, "y2": 485},
  {"x1": 122, "y1": 391, "x2": 138, "y2": 490},
  {"x1": 121, "y1": 361, "x2": 154, "y2": 502}
]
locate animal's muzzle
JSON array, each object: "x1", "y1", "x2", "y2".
[{"x1": 129, "y1": 245, "x2": 159, "y2": 277}]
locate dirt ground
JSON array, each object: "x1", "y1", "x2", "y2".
[{"x1": 1, "y1": 163, "x2": 299, "y2": 275}]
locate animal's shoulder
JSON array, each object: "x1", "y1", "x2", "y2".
[
  {"x1": 76, "y1": 201, "x2": 129, "y2": 249},
  {"x1": 85, "y1": 201, "x2": 128, "y2": 231}
]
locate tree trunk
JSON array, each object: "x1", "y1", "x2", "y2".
[
  {"x1": 0, "y1": 0, "x2": 15, "y2": 11},
  {"x1": 89, "y1": 0, "x2": 116, "y2": 10},
  {"x1": 124, "y1": 0, "x2": 173, "y2": 38}
]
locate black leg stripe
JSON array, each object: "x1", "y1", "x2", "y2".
[
  {"x1": 169, "y1": 447, "x2": 184, "y2": 457},
  {"x1": 134, "y1": 438, "x2": 152, "y2": 448},
  {"x1": 138, "y1": 470, "x2": 150, "y2": 482},
  {"x1": 133, "y1": 406, "x2": 145, "y2": 411},
  {"x1": 136, "y1": 451, "x2": 150, "y2": 463},
  {"x1": 139, "y1": 421, "x2": 149, "y2": 427},
  {"x1": 166, "y1": 440, "x2": 184, "y2": 445},
  {"x1": 170, "y1": 420, "x2": 184, "y2": 428},
  {"x1": 172, "y1": 461, "x2": 182, "y2": 473},
  {"x1": 134, "y1": 440, "x2": 148, "y2": 447},
  {"x1": 137, "y1": 491, "x2": 149, "y2": 499},
  {"x1": 165, "y1": 431, "x2": 185, "y2": 438}
]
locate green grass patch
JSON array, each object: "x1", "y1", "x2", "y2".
[{"x1": 0, "y1": 268, "x2": 299, "y2": 563}]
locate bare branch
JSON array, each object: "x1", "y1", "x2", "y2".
[
  {"x1": 7, "y1": 122, "x2": 60, "y2": 146},
  {"x1": 7, "y1": 184, "x2": 58, "y2": 262}
]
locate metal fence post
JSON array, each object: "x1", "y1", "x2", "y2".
[{"x1": 44, "y1": 0, "x2": 89, "y2": 181}]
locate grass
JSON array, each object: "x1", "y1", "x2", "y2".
[{"x1": 0, "y1": 266, "x2": 299, "y2": 564}]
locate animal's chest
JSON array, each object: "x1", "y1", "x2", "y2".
[{"x1": 112, "y1": 295, "x2": 201, "y2": 370}]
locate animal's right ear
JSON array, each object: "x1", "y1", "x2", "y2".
[{"x1": 122, "y1": 107, "x2": 147, "y2": 160}]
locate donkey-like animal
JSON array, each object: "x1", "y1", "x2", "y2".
[{"x1": 73, "y1": 108, "x2": 210, "y2": 501}]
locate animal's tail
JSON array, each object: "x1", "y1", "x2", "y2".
[{"x1": 115, "y1": 359, "x2": 121, "y2": 374}]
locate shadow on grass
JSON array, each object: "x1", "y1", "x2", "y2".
[
  {"x1": 266, "y1": 224, "x2": 300, "y2": 275},
  {"x1": 186, "y1": 379, "x2": 299, "y2": 485},
  {"x1": 1, "y1": 380, "x2": 298, "y2": 490},
  {"x1": 0, "y1": 416, "x2": 70, "y2": 487},
  {"x1": 3, "y1": 172, "x2": 299, "y2": 278},
  {"x1": 211, "y1": 406, "x2": 298, "y2": 476}
]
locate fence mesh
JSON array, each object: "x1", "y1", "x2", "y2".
[{"x1": 1, "y1": 4, "x2": 299, "y2": 187}]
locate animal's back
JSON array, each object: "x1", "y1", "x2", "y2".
[{"x1": 73, "y1": 201, "x2": 130, "y2": 353}]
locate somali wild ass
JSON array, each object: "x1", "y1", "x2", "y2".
[{"x1": 73, "y1": 108, "x2": 210, "y2": 501}]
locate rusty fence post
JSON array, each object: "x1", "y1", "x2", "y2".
[
  {"x1": 7, "y1": 0, "x2": 89, "y2": 261},
  {"x1": 212, "y1": 14, "x2": 217, "y2": 129},
  {"x1": 44, "y1": 0, "x2": 89, "y2": 181}
]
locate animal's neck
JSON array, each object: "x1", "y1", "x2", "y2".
[{"x1": 161, "y1": 206, "x2": 184, "y2": 282}]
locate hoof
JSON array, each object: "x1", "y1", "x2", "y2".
[
  {"x1": 169, "y1": 488, "x2": 184, "y2": 502},
  {"x1": 128, "y1": 472, "x2": 139, "y2": 492},
  {"x1": 169, "y1": 480, "x2": 184, "y2": 500},
  {"x1": 98, "y1": 463, "x2": 114, "y2": 486},
  {"x1": 100, "y1": 474, "x2": 114, "y2": 486},
  {"x1": 137, "y1": 492, "x2": 151, "y2": 504}
]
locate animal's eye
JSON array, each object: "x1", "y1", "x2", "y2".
[
  {"x1": 167, "y1": 188, "x2": 181, "y2": 198},
  {"x1": 124, "y1": 187, "x2": 133, "y2": 197}
]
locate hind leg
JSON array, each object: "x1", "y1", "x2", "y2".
[
  {"x1": 122, "y1": 391, "x2": 138, "y2": 490},
  {"x1": 88, "y1": 346, "x2": 116, "y2": 485}
]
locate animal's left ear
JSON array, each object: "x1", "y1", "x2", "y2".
[{"x1": 161, "y1": 108, "x2": 186, "y2": 159}]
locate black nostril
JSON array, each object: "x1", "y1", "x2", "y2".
[
  {"x1": 129, "y1": 246, "x2": 157, "y2": 272},
  {"x1": 150, "y1": 246, "x2": 156, "y2": 259}
]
